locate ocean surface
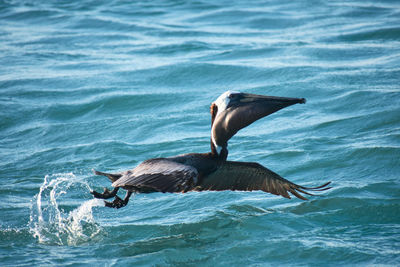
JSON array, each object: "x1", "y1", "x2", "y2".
[{"x1": 1, "y1": 0, "x2": 400, "y2": 266}]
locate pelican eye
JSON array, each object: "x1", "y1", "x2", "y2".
[{"x1": 228, "y1": 93, "x2": 239, "y2": 99}]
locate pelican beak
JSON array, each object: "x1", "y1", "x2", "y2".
[{"x1": 237, "y1": 93, "x2": 306, "y2": 105}]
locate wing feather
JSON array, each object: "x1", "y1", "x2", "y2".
[
  {"x1": 195, "y1": 161, "x2": 331, "y2": 200},
  {"x1": 112, "y1": 158, "x2": 198, "y2": 193}
]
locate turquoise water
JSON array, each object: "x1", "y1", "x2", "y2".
[{"x1": 1, "y1": 0, "x2": 400, "y2": 265}]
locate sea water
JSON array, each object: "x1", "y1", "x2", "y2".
[{"x1": 1, "y1": 0, "x2": 399, "y2": 265}]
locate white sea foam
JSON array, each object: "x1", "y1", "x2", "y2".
[{"x1": 29, "y1": 173, "x2": 104, "y2": 245}]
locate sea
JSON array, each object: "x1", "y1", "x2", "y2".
[{"x1": 1, "y1": 0, "x2": 399, "y2": 266}]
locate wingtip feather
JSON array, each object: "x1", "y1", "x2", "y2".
[
  {"x1": 299, "y1": 181, "x2": 332, "y2": 191},
  {"x1": 292, "y1": 181, "x2": 332, "y2": 200}
]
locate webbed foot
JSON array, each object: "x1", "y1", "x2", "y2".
[
  {"x1": 104, "y1": 196, "x2": 126, "y2": 209},
  {"x1": 104, "y1": 191, "x2": 133, "y2": 209},
  {"x1": 90, "y1": 187, "x2": 119, "y2": 199}
]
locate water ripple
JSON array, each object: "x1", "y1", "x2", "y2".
[{"x1": 1, "y1": 0, "x2": 400, "y2": 265}]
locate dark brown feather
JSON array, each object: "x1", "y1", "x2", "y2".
[
  {"x1": 93, "y1": 170, "x2": 122, "y2": 183},
  {"x1": 195, "y1": 161, "x2": 330, "y2": 200},
  {"x1": 112, "y1": 158, "x2": 199, "y2": 193}
]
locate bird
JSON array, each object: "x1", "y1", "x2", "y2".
[{"x1": 91, "y1": 91, "x2": 331, "y2": 208}]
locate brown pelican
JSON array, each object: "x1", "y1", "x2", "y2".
[{"x1": 91, "y1": 91, "x2": 331, "y2": 208}]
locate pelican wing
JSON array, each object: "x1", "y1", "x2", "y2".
[
  {"x1": 196, "y1": 161, "x2": 331, "y2": 200},
  {"x1": 112, "y1": 158, "x2": 198, "y2": 193}
]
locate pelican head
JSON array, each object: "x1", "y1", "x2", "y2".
[{"x1": 210, "y1": 91, "x2": 306, "y2": 156}]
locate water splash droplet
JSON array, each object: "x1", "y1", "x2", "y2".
[{"x1": 29, "y1": 173, "x2": 104, "y2": 245}]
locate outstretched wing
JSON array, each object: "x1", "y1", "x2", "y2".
[
  {"x1": 195, "y1": 161, "x2": 331, "y2": 200},
  {"x1": 112, "y1": 158, "x2": 198, "y2": 193}
]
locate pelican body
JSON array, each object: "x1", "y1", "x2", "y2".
[{"x1": 91, "y1": 91, "x2": 331, "y2": 208}]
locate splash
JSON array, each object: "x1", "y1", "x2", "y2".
[{"x1": 29, "y1": 173, "x2": 104, "y2": 245}]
